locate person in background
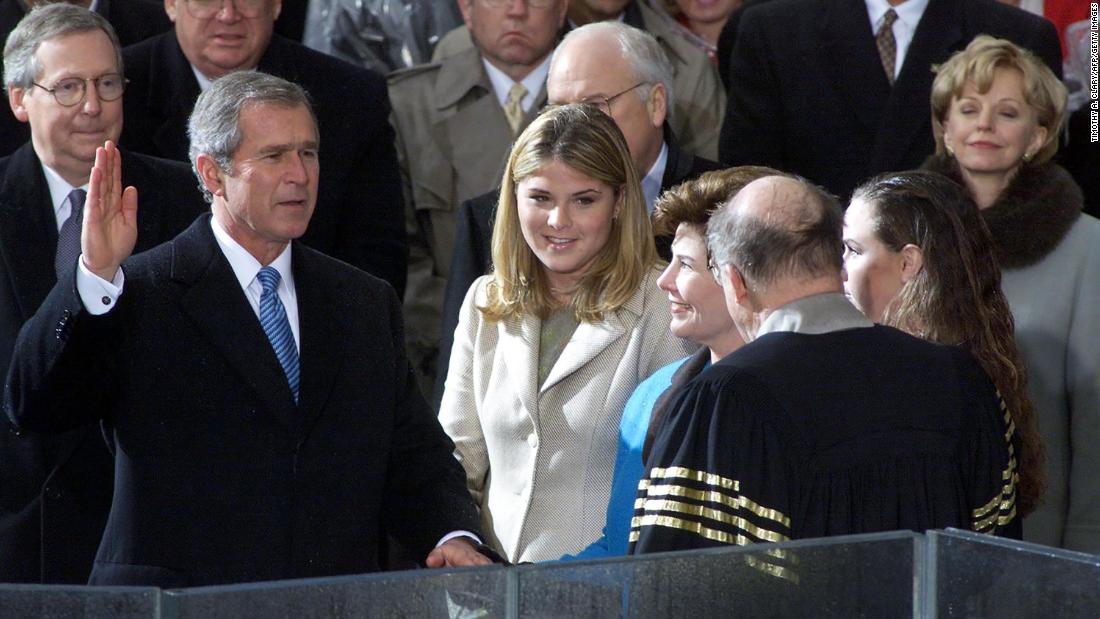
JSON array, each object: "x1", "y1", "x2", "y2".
[
  {"x1": 923, "y1": 35, "x2": 1100, "y2": 553},
  {"x1": 842, "y1": 169, "x2": 1044, "y2": 520},
  {"x1": 0, "y1": 0, "x2": 172, "y2": 157},
  {"x1": 0, "y1": 3, "x2": 203, "y2": 584},
  {"x1": 439, "y1": 104, "x2": 693, "y2": 562},
  {"x1": 565, "y1": 166, "x2": 774, "y2": 560},
  {"x1": 720, "y1": 0, "x2": 1062, "y2": 200},
  {"x1": 654, "y1": 0, "x2": 741, "y2": 62}
]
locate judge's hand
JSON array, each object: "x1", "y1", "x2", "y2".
[
  {"x1": 425, "y1": 537, "x2": 494, "y2": 568},
  {"x1": 82, "y1": 141, "x2": 138, "y2": 281}
]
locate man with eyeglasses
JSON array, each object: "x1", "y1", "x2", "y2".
[
  {"x1": 116, "y1": 0, "x2": 408, "y2": 299},
  {"x1": 434, "y1": 22, "x2": 721, "y2": 406},
  {"x1": 0, "y1": 4, "x2": 203, "y2": 584},
  {"x1": 387, "y1": 0, "x2": 568, "y2": 404},
  {"x1": 0, "y1": 0, "x2": 173, "y2": 158}
]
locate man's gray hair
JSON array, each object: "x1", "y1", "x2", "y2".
[
  {"x1": 706, "y1": 176, "x2": 844, "y2": 290},
  {"x1": 3, "y1": 3, "x2": 123, "y2": 90},
  {"x1": 187, "y1": 71, "x2": 316, "y2": 203},
  {"x1": 560, "y1": 21, "x2": 676, "y2": 121}
]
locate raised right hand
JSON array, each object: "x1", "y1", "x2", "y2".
[{"x1": 81, "y1": 141, "x2": 138, "y2": 281}]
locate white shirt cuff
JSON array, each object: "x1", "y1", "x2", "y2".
[
  {"x1": 76, "y1": 255, "x2": 124, "y2": 315},
  {"x1": 436, "y1": 530, "x2": 481, "y2": 548}
]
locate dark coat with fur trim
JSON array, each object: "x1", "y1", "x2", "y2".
[{"x1": 924, "y1": 156, "x2": 1100, "y2": 554}]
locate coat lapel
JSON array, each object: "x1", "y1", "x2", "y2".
[
  {"x1": 172, "y1": 216, "x2": 298, "y2": 430},
  {"x1": 818, "y1": 0, "x2": 891, "y2": 134},
  {"x1": 291, "y1": 245, "x2": 345, "y2": 436},
  {"x1": 0, "y1": 144, "x2": 62, "y2": 321}
]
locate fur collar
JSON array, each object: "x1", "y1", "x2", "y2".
[{"x1": 922, "y1": 155, "x2": 1083, "y2": 269}]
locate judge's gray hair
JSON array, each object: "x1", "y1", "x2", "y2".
[
  {"x1": 707, "y1": 176, "x2": 844, "y2": 290},
  {"x1": 3, "y1": 3, "x2": 123, "y2": 90},
  {"x1": 187, "y1": 71, "x2": 317, "y2": 203}
]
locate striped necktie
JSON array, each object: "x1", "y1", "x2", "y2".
[
  {"x1": 256, "y1": 266, "x2": 300, "y2": 403},
  {"x1": 54, "y1": 188, "x2": 86, "y2": 278}
]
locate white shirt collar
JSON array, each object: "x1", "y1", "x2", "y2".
[
  {"x1": 482, "y1": 54, "x2": 552, "y2": 113},
  {"x1": 40, "y1": 162, "x2": 89, "y2": 230},
  {"x1": 864, "y1": 0, "x2": 930, "y2": 78},
  {"x1": 209, "y1": 215, "x2": 295, "y2": 296},
  {"x1": 641, "y1": 142, "x2": 668, "y2": 213},
  {"x1": 191, "y1": 64, "x2": 216, "y2": 92}
]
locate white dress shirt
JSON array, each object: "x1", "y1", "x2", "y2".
[
  {"x1": 482, "y1": 54, "x2": 552, "y2": 114},
  {"x1": 865, "y1": 0, "x2": 931, "y2": 80},
  {"x1": 40, "y1": 163, "x2": 89, "y2": 231}
]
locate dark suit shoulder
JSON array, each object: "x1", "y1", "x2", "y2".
[
  {"x1": 104, "y1": 0, "x2": 172, "y2": 47},
  {"x1": 263, "y1": 36, "x2": 388, "y2": 96},
  {"x1": 120, "y1": 30, "x2": 167, "y2": 76}
]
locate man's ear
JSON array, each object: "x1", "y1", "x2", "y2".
[
  {"x1": 899, "y1": 243, "x2": 924, "y2": 283},
  {"x1": 726, "y1": 265, "x2": 752, "y2": 308},
  {"x1": 196, "y1": 153, "x2": 227, "y2": 199},
  {"x1": 164, "y1": 0, "x2": 178, "y2": 22},
  {"x1": 8, "y1": 87, "x2": 29, "y2": 123},
  {"x1": 646, "y1": 82, "x2": 667, "y2": 129},
  {"x1": 457, "y1": 0, "x2": 474, "y2": 29},
  {"x1": 272, "y1": 0, "x2": 283, "y2": 20}
]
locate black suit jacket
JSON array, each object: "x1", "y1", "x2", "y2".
[
  {"x1": 0, "y1": 0, "x2": 172, "y2": 158},
  {"x1": 4, "y1": 215, "x2": 480, "y2": 587},
  {"x1": 120, "y1": 33, "x2": 407, "y2": 296},
  {"x1": 0, "y1": 143, "x2": 203, "y2": 584},
  {"x1": 718, "y1": 0, "x2": 1062, "y2": 199},
  {"x1": 432, "y1": 142, "x2": 722, "y2": 406}
]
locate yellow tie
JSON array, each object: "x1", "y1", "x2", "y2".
[{"x1": 504, "y1": 82, "x2": 528, "y2": 135}]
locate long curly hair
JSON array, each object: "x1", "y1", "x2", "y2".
[{"x1": 852, "y1": 170, "x2": 1044, "y2": 515}]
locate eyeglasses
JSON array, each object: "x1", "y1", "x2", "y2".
[
  {"x1": 479, "y1": 0, "x2": 558, "y2": 8},
  {"x1": 32, "y1": 73, "x2": 127, "y2": 107},
  {"x1": 580, "y1": 82, "x2": 648, "y2": 115},
  {"x1": 707, "y1": 256, "x2": 723, "y2": 283},
  {"x1": 184, "y1": 0, "x2": 269, "y2": 19}
]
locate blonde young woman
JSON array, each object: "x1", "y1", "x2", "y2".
[
  {"x1": 439, "y1": 104, "x2": 694, "y2": 562},
  {"x1": 924, "y1": 35, "x2": 1100, "y2": 552}
]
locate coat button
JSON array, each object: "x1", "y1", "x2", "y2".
[
  {"x1": 45, "y1": 486, "x2": 61, "y2": 500},
  {"x1": 526, "y1": 434, "x2": 537, "y2": 448}
]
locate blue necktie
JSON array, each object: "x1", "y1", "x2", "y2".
[
  {"x1": 55, "y1": 188, "x2": 86, "y2": 278},
  {"x1": 256, "y1": 266, "x2": 300, "y2": 403}
]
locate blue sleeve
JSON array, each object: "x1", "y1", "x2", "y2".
[{"x1": 558, "y1": 358, "x2": 686, "y2": 561}]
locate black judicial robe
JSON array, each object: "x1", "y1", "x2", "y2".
[{"x1": 631, "y1": 325, "x2": 1021, "y2": 560}]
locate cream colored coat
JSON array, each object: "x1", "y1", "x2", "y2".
[{"x1": 439, "y1": 269, "x2": 695, "y2": 562}]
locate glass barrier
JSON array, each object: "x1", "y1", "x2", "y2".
[
  {"x1": 159, "y1": 566, "x2": 509, "y2": 618},
  {"x1": 5, "y1": 531, "x2": 1100, "y2": 617},
  {"x1": 927, "y1": 529, "x2": 1100, "y2": 619},
  {"x1": 0, "y1": 584, "x2": 158, "y2": 619},
  {"x1": 516, "y1": 531, "x2": 922, "y2": 618}
]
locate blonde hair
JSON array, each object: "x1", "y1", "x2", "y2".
[
  {"x1": 931, "y1": 35, "x2": 1067, "y2": 165},
  {"x1": 481, "y1": 104, "x2": 656, "y2": 322}
]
